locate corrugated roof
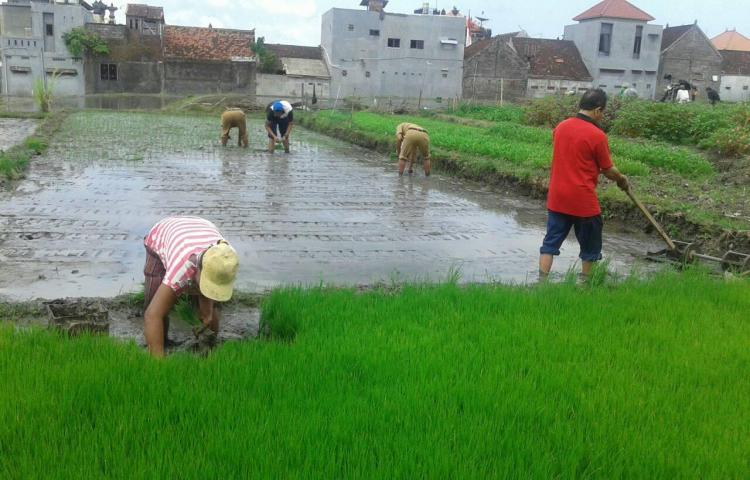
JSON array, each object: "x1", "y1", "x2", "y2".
[
  {"x1": 125, "y1": 4, "x2": 164, "y2": 22},
  {"x1": 661, "y1": 25, "x2": 694, "y2": 51},
  {"x1": 721, "y1": 50, "x2": 750, "y2": 76},
  {"x1": 712, "y1": 30, "x2": 750, "y2": 52},
  {"x1": 573, "y1": 0, "x2": 654, "y2": 22},
  {"x1": 164, "y1": 25, "x2": 255, "y2": 61},
  {"x1": 512, "y1": 37, "x2": 593, "y2": 81},
  {"x1": 266, "y1": 44, "x2": 323, "y2": 60}
]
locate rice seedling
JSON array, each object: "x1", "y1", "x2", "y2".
[{"x1": 1, "y1": 271, "x2": 748, "y2": 478}]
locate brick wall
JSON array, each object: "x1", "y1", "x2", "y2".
[{"x1": 659, "y1": 27, "x2": 723, "y2": 100}]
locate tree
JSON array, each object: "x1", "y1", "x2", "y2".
[
  {"x1": 62, "y1": 28, "x2": 110, "y2": 58},
  {"x1": 251, "y1": 37, "x2": 282, "y2": 74}
]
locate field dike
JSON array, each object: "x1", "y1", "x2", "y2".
[{"x1": 297, "y1": 113, "x2": 750, "y2": 256}]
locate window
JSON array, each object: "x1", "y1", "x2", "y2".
[
  {"x1": 365, "y1": 71, "x2": 371, "y2": 78},
  {"x1": 100, "y1": 63, "x2": 117, "y2": 81},
  {"x1": 347, "y1": 24, "x2": 354, "y2": 31},
  {"x1": 135, "y1": 19, "x2": 139, "y2": 30},
  {"x1": 387, "y1": 38, "x2": 401, "y2": 48},
  {"x1": 744, "y1": 86, "x2": 749, "y2": 91},
  {"x1": 342, "y1": 70, "x2": 347, "y2": 77},
  {"x1": 599, "y1": 23, "x2": 613, "y2": 55},
  {"x1": 633, "y1": 26, "x2": 643, "y2": 57},
  {"x1": 647, "y1": 84, "x2": 652, "y2": 89},
  {"x1": 369, "y1": 29, "x2": 380, "y2": 36},
  {"x1": 46, "y1": 24, "x2": 54, "y2": 36},
  {"x1": 410, "y1": 40, "x2": 424, "y2": 49}
]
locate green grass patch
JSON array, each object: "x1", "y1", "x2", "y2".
[
  {"x1": 1, "y1": 272, "x2": 749, "y2": 477},
  {"x1": 0, "y1": 113, "x2": 63, "y2": 182}
]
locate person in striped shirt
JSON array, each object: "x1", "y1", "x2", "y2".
[{"x1": 143, "y1": 216, "x2": 239, "y2": 357}]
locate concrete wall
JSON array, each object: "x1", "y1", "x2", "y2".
[
  {"x1": 163, "y1": 59, "x2": 255, "y2": 95},
  {"x1": 256, "y1": 73, "x2": 330, "y2": 105},
  {"x1": 0, "y1": 1, "x2": 92, "y2": 96},
  {"x1": 721, "y1": 75, "x2": 750, "y2": 102},
  {"x1": 658, "y1": 28, "x2": 722, "y2": 99},
  {"x1": 463, "y1": 38, "x2": 528, "y2": 103},
  {"x1": 565, "y1": 19, "x2": 662, "y2": 99},
  {"x1": 527, "y1": 78, "x2": 593, "y2": 98},
  {"x1": 321, "y1": 8, "x2": 465, "y2": 102}
]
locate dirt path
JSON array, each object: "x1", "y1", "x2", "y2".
[
  {"x1": 0, "y1": 118, "x2": 38, "y2": 152},
  {"x1": 0, "y1": 112, "x2": 660, "y2": 301}
]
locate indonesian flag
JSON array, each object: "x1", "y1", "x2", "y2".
[{"x1": 466, "y1": 16, "x2": 473, "y2": 47}]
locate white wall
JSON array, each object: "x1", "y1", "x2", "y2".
[
  {"x1": 256, "y1": 74, "x2": 330, "y2": 106},
  {"x1": 321, "y1": 8, "x2": 465, "y2": 101},
  {"x1": 721, "y1": 75, "x2": 750, "y2": 102}
]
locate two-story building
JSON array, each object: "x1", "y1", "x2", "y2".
[
  {"x1": 564, "y1": 0, "x2": 662, "y2": 99},
  {"x1": 0, "y1": 0, "x2": 94, "y2": 97},
  {"x1": 321, "y1": 1, "x2": 465, "y2": 104}
]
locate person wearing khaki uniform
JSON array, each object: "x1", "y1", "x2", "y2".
[
  {"x1": 220, "y1": 109, "x2": 249, "y2": 148},
  {"x1": 396, "y1": 122, "x2": 431, "y2": 177}
]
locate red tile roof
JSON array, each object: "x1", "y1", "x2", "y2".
[
  {"x1": 573, "y1": 0, "x2": 654, "y2": 22},
  {"x1": 163, "y1": 25, "x2": 256, "y2": 61},
  {"x1": 712, "y1": 30, "x2": 750, "y2": 52}
]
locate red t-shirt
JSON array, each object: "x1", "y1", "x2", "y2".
[{"x1": 547, "y1": 115, "x2": 613, "y2": 217}]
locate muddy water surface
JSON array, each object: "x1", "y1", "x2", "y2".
[
  {"x1": 0, "y1": 118, "x2": 38, "y2": 152},
  {"x1": 0, "y1": 113, "x2": 660, "y2": 301}
]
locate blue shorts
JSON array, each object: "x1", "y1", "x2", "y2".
[{"x1": 540, "y1": 210, "x2": 603, "y2": 262}]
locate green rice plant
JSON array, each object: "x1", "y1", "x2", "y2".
[
  {"x1": 1, "y1": 272, "x2": 749, "y2": 478},
  {"x1": 174, "y1": 296, "x2": 200, "y2": 326},
  {"x1": 454, "y1": 103, "x2": 526, "y2": 123}
]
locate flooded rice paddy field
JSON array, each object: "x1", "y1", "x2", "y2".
[
  {"x1": 0, "y1": 112, "x2": 660, "y2": 302},
  {"x1": 0, "y1": 118, "x2": 38, "y2": 152}
]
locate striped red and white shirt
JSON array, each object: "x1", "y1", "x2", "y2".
[{"x1": 144, "y1": 216, "x2": 225, "y2": 295}]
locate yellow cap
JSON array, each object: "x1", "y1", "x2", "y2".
[{"x1": 199, "y1": 242, "x2": 239, "y2": 302}]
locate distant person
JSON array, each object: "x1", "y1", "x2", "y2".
[
  {"x1": 707, "y1": 87, "x2": 721, "y2": 106},
  {"x1": 220, "y1": 108, "x2": 249, "y2": 148},
  {"x1": 266, "y1": 100, "x2": 294, "y2": 153},
  {"x1": 539, "y1": 89, "x2": 630, "y2": 279},
  {"x1": 143, "y1": 216, "x2": 239, "y2": 357},
  {"x1": 676, "y1": 85, "x2": 691, "y2": 104},
  {"x1": 396, "y1": 122, "x2": 431, "y2": 177},
  {"x1": 691, "y1": 86, "x2": 698, "y2": 102},
  {"x1": 618, "y1": 85, "x2": 637, "y2": 99}
]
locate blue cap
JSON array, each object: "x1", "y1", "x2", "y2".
[{"x1": 272, "y1": 101, "x2": 284, "y2": 112}]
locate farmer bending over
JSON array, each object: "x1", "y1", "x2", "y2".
[
  {"x1": 539, "y1": 89, "x2": 629, "y2": 278},
  {"x1": 143, "y1": 216, "x2": 239, "y2": 357},
  {"x1": 220, "y1": 108, "x2": 249, "y2": 148},
  {"x1": 266, "y1": 100, "x2": 294, "y2": 153},
  {"x1": 396, "y1": 122, "x2": 431, "y2": 177}
]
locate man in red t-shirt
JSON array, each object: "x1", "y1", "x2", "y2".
[{"x1": 539, "y1": 89, "x2": 630, "y2": 278}]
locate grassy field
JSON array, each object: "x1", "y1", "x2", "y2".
[
  {"x1": 299, "y1": 109, "x2": 750, "y2": 237},
  {"x1": 1, "y1": 271, "x2": 749, "y2": 478}
]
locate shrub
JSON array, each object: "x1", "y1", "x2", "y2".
[
  {"x1": 523, "y1": 95, "x2": 625, "y2": 132},
  {"x1": 62, "y1": 27, "x2": 109, "y2": 58},
  {"x1": 703, "y1": 127, "x2": 750, "y2": 158}
]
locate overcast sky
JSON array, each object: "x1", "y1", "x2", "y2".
[{"x1": 108, "y1": 0, "x2": 747, "y2": 46}]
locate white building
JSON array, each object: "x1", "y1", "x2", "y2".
[
  {"x1": 321, "y1": 2, "x2": 466, "y2": 105},
  {"x1": 0, "y1": 0, "x2": 94, "y2": 97}
]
